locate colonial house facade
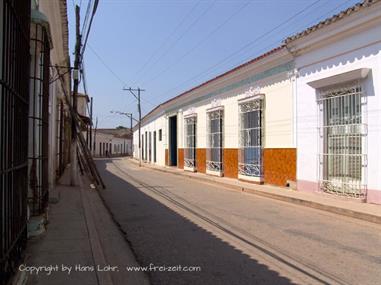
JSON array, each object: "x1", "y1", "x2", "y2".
[
  {"x1": 28, "y1": 0, "x2": 71, "y2": 217},
  {"x1": 94, "y1": 128, "x2": 132, "y2": 157},
  {"x1": 286, "y1": 0, "x2": 381, "y2": 204},
  {"x1": 1, "y1": 0, "x2": 71, "y2": 282},
  {"x1": 133, "y1": 0, "x2": 381, "y2": 205},
  {"x1": 133, "y1": 46, "x2": 297, "y2": 186}
]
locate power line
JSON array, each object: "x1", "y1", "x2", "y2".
[
  {"x1": 80, "y1": 0, "x2": 99, "y2": 59},
  {"x1": 128, "y1": 0, "x2": 202, "y2": 85},
  {"x1": 152, "y1": 0, "x2": 324, "y2": 103},
  {"x1": 132, "y1": 0, "x2": 217, "y2": 86},
  {"x1": 87, "y1": 43, "x2": 157, "y2": 109},
  {"x1": 81, "y1": 0, "x2": 92, "y2": 36},
  {"x1": 140, "y1": 0, "x2": 252, "y2": 87},
  {"x1": 232, "y1": 0, "x2": 354, "y2": 69},
  {"x1": 87, "y1": 44, "x2": 126, "y2": 85}
]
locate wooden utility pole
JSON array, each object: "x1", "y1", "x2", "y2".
[
  {"x1": 71, "y1": 5, "x2": 81, "y2": 185},
  {"x1": 123, "y1": 87, "x2": 145, "y2": 167},
  {"x1": 89, "y1": 97, "x2": 93, "y2": 153},
  {"x1": 94, "y1": 117, "x2": 98, "y2": 156}
]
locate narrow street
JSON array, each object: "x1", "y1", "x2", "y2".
[{"x1": 96, "y1": 158, "x2": 381, "y2": 285}]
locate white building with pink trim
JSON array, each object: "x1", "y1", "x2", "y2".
[{"x1": 286, "y1": 0, "x2": 381, "y2": 204}]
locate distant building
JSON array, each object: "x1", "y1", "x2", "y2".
[{"x1": 93, "y1": 128, "x2": 132, "y2": 157}]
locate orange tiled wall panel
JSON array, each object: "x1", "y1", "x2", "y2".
[
  {"x1": 263, "y1": 148, "x2": 296, "y2": 186},
  {"x1": 165, "y1": 149, "x2": 168, "y2": 166},
  {"x1": 223, "y1": 148, "x2": 238, "y2": 178},
  {"x1": 196, "y1": 148, "x2": 206, "y2": 173},
  {"x1": 178, "y1": 148, "x2": 184, "y2": 169}
]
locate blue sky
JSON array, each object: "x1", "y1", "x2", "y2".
[{"x1": 67, "y1": 0, "x2": 359, "y2": 128}]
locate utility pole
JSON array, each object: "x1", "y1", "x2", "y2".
[
  {"x1": 110, "y1": 111, "x2": 137, "y2": 135},
  {"x1": 71, "y1": 5, "x2": 81, "y2": 185},
  {"x1": 122, "y1": 87, "x2": 144, "y2": 167},
  {"x1": 110, "y1": 110, "x2": 137, "y2": 157},
  {"x1": 94, "y1": 117, "x2": 98, "y2": 156},
  {"x1": 89, "y1": 97, "x2": 93, "y2": 154},
  {"x1": 127, "y1": 114, "x2": 132, "y2": 134}
]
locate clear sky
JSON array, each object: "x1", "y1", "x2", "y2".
[{"x1": 67, "y1": 0, "x2": 360, "y2": 128}]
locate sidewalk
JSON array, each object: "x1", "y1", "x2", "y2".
[
  {"x1": 127, "y1": 158, "x2": 381, "y2": 225},
  {"x1": 24, "y1": 167, "x2": 149, "y2": 285}
]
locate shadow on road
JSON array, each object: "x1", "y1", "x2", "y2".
[{"x1": 96, "y1": 159, "x2": 294, "y2": 285}]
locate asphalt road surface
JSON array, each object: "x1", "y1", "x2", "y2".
[{"x1": 96, "y1": 158, "x2": 381, "y2": 285}]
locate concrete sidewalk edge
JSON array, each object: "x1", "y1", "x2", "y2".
[
  {"x1": 78, "y1": 175, "x2": 114, "y2": 285},
  {"x1": 127, "y1": 158, "x2": 381, "y2": 225}
]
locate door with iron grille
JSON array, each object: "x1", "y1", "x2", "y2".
[
  {"x1": 206, "y1": 109, "x2": 223, "y2": 175},
  {"x1": 184, "y1": 116, "x2": 196, "y2": 170},
  {"x1": 149, "y1": 131, "x2": 152, "y2": 162},
  {"x1": 317, "y1": 81, "x2": 367, "y2": 198},
  {"x1": 238, "y1": 98, "x2": 263, "y2": 181},
  {"x1": 153, "y1": 131, "x2": 157, "y2": 163}
]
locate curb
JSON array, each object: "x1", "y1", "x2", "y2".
[
  {"x1": 78, "y1": 175, "x2": 114, "y2": 285},
  {"x1": 128, "y1": 159, "x2": 381, "y2": 225}
]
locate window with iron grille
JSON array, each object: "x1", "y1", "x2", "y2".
[
  {"x1": 0, "y1": 0, "x2": 31, "y2": 282},
  {"x1": 184, "y1": 116, "x2": 196, "y2": 168},
  {"x1": 206, "y1": 109, "x2": 223, "y2": 173},
  {"x1": 238, "y1": 98, "x2": 263, "y2": 178},
  {"x1": 317, "y1": 81, "x2": 367, "y2": 198},
  {"x1": 28, "y1": 22, "x2": 50, "y2": 216}
]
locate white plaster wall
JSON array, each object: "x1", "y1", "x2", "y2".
[
  {"x1": 38, "y1": 0, "x2": 69, "y2": 190},
  {"x1": 177, "y1": 73, "x2": 293, "y2": 149},
  {"x1": 77, "y1": 96, "x2": 88, "y2": 117},
  {"x1": 134, "y1": 66, "x2": 295, "y2": 166},
  {"x1": 263, "y1": 80, "x2": 294, "y2": 148},
  {"x1": 296, "y1": 30, "x2": 381, "y2": 192},
  {"x1": 133, "y1": 116, "x2": 167, "y2": 165},
  {"x1": 94, "y1": 133, "x2": 132, "y2": 156}
]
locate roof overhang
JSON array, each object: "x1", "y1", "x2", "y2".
[{"x1": 307, "y1": 68, "x2": 370, "y2": 89}]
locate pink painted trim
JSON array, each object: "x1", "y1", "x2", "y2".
[
  {"x1": 298, "y1": 180, "x2": 381, "y2": 205},
  {"x1": 366, "y1": 189, "x2": 381, "y2": 205},
  {"x1": 297, "y1": 180, "x2": 319, "y2": 193}
]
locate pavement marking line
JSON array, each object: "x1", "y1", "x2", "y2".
[
  {"x1": 109, "y1": 160, "x2": 348, "y2": 285},
  {"x1": 79, "y1": 175, "x2": 114, "y2": 285}
]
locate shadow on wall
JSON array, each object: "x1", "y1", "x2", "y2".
[{"x1": 95, "y1": 159, "x2": 315, "y2": 285}]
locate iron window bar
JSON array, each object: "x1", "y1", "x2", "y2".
[
  {"x1": 28, "y1": 22, "x2": 50, "y2": 216},
  {"x1": 238, "y1": 97, "x2": 263, "y2": 179},
  {"x1": 184, "y1": 115, "x2": 197, "y2": 169},
  {"x1": 0, "y1": 0, "x2": 31, "y2": 283},
  {"x1": 317, "y1": 81, "x2": 368, "y2": 199},
  {"x1": 206, "y1": 108, "x2": 223, "y2": 174}
]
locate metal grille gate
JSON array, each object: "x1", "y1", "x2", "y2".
[
  {"x1": 206, "y1": 109, "x2": 223, "y2": 173},
  {"x1": 184, "y1": 116, "x2": 196, "y2": 168},
  {"x1": 0, "y1": 0, "x2": 31, "y2": 283},
  {"x1": 317, "y1": 81, "x2": 367, "y2": 198},
  {"x1": 238, "y1": 98, "x2": 263, "y2": 177}
]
